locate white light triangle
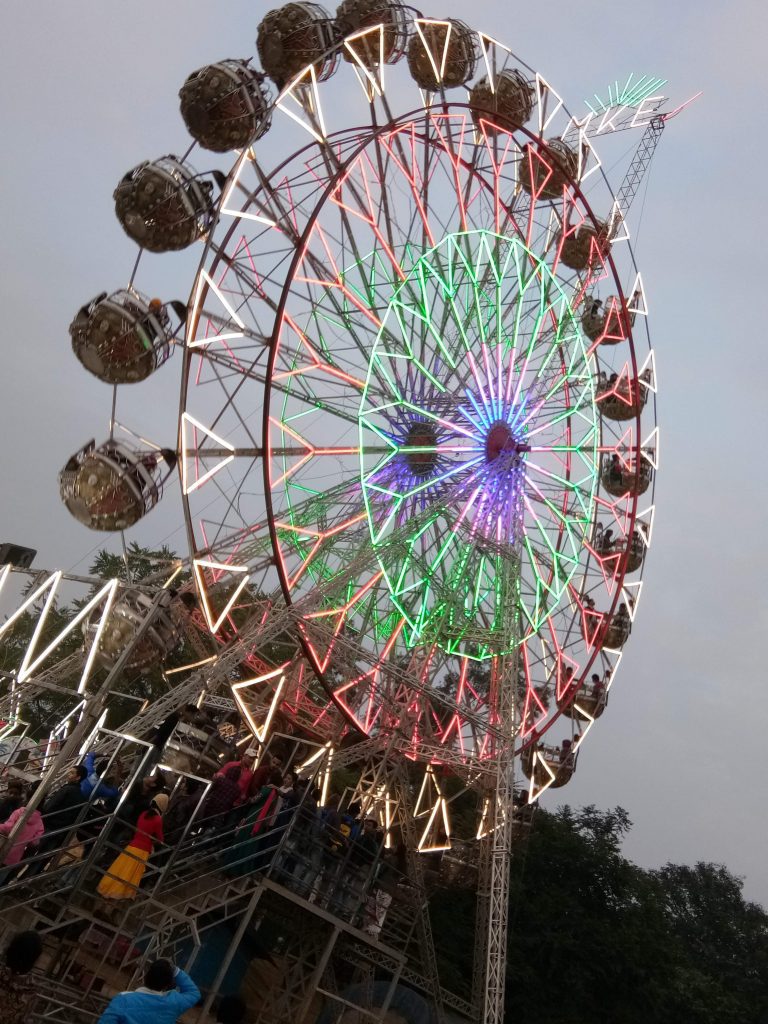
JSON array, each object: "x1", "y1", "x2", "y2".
[
  {"x1": 192, "y1": 559, "x2": 249, "y2": 633},
  {"x1": 232, "y1": 664, "x2": 287, "y2": 744},
  {"x1": 377, "y1": 789, "x2": 395, "y2": 848},
  {"x1": 277, "y1": 65, "x2": 328, "y2": 143},
  {"x1": 577, "y1": 131, "x2": 602, "y2": 183},
  {"x1": 603, "y1": 650, "x2": 623, "y2": 683},
  {"x1": 0, "y1": 571, "x2": 61, "y2": 645},
  {"x1": 626, "y1": 273, "x2": 649, "y2": 315},
  {"x1": 528, "y1": 751, "x2": 557, "y2": 802},
  {"x1": 344, "y1": 25, "x2": 387, "y2": 98},
  {"x1": 414, "y1": 764, "x2": 442, "y2": 818},
  {"x1": 19, "y1": 578, "x2": 118, "y2": 690},
  {"x1": 545, "y1": 206, "x2": 561, "y2": 253},
  {"x1": 413, "y1": 18, "x2": 455, "y2": 86},
  {"x1": 312, "y1": 742, "x2": 334, "y2": 806},
  {"x1": 418, "y1": 796, "x2": 451, "y2": 853},
  {"x1": 476, "y1": 31, "x2": 514, "y2": 88},
  {"x1": 570, "y1": 709, "x2": 595, "y2": 750},
  {"x1": 635, "y1": 503, "x2": 656, "y2": 547},
  {"x1": 188, "y1": 269, "x2": 246, "y2": 349},
  {"x1": 606, "y1": 199, "x2": 631, "y2": 244},
  {"x1": 181, "y1": 413, "x2": 235, "y2": 495},
  {"x1": 641, "y1": 427, "x2": 660, "y2": 470},
  {"x1": 220, "y1": 150, "x2": 278, "y2": 228},
  {"x1": 621, "y1": 580, "x2": 643, "y2": 620},
  {"x1": 638, "y1": 349, "x2": 657, "y2": 392},
  {"x1": 535, "y1": 73, "x2": 564, "y2": 134}
]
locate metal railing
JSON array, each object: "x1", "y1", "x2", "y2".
[{"x1": 0, "y1": 738, "x2": 424, "y2": 1021}]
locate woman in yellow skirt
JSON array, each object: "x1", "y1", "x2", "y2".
[{"x1": 97, "y1": 793, "x2": 167, "y2": 901}]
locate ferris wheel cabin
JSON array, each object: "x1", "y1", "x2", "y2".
[
  {"x1": 114, "y1": 156, "x2": 217, "y2": 252},
  {"x1": 468, "y1": 68, "x2": 534, "y2": 135},
  {"x1": 406, "y1": 18, "x2": 479, "y2": 90},
  {"x1": 69, "y1": 290, "x2": 180, "y2": 385},
  {"x1": 179, "y1": 60, "x2": 273, "y2": 152},
  {"x1": 336, "y1": 0, "x2": 412, "y2": 66},
  {"x1": 83, "y1": 588, "x2": 187, "y2": 671},
  {"x1": 519, "y1": 137, "x2": 579, "y2": 200},
  {"x1": 257, "y1": 3, "x2": 340, "y2": 88},
  {"x1": 559, "y1": 219, "x2": 610, "y2": 272},
  {"x1": 596, "y1": 369, "x2": 652, "y2": 420},
  {"x1": 600, "y1": 453, "x2": 653, "y2": 496},
  {"x1": 59, "y1": 441, "x2": 176, "y2": 531}
]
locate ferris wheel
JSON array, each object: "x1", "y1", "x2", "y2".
[{"x1": 58, "y1": 1, "x2": 664, "y2": 799}]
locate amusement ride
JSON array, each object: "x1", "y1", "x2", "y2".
[{"x1": 0, "y1": 4, "x2": 681, "y2": 1021}]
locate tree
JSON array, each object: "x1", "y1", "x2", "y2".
[
  {"x1": 89, "y1": 542, "x2": 180, "y2": 584},
  {"x1": 429, "y1": 804, "x2": 768, "y2": 1023},
  {"x1": 492, "y1": 804, "x2": 672, "y2": 1023},
  {"x1": 651, "y1": 862, "x2": 768, "y2": 1023}
]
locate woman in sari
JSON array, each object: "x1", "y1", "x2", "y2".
[
  {"x1": 97, "y1": 793, "x2": 167, "y2": 901},
  {"x1": 222, "y1": 772, "x2": 281, "y2": 877}
]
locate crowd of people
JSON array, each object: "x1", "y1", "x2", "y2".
[
  {"x1": 90, "y1": 750, "x2": 395, "y2": 935},
  {"x1": 0, "y1": 709, "x2": 404, "y2": 1021},
  {"x1": 0, "y1": 734, "x2": 396, "y2": 919},
  {"x1": 0, "y1": 928, "x2": 247, "y2": 1024}
]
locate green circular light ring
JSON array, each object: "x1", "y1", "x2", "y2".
[{"x1": 359, "y1": 230, "x2": 599, "y2": 659}]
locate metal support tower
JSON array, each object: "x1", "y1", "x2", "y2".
[
  {"x1": 0, "y1": 556, "x2": 524, "y2": 1022},
  {"x1": 614, "y1": 115, "x2": 666, "y2": 219},
  {"x1": 472, "y1": 522, "x2": 523, "y2": 1024},
  {"x1": 472, "y1": 655, "x2": 519, "y2": 1024}
]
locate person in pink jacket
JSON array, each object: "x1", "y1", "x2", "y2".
[{"x1": 0, "y1": 786, "x2": 45, "y2": 881}]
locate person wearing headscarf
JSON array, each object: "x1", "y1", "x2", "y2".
[
  {"x1": 97, "y1": 793, "x2": 167, "y2": 901},
  {"x1": 162, "y1": 778, "x2": 202, "y2": 847}
]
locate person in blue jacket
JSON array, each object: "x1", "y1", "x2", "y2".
[
  {"x1": 81, "y1": 752, "x2": 121, "y2": 806},
  {"x1": 96, "y1": 959, "x2": 199, "y2": 1024}
]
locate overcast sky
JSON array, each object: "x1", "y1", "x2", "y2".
[{"x1": 1, "y1": 1, "x2": 766, "y2": 902}]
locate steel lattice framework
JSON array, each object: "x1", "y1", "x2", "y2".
[
  {"x1": 177, "y1": 31, "x2": 660, "y2": 790},
  {"x1": 2, "y1": 5, "x2": 680, "y2": 1023}
]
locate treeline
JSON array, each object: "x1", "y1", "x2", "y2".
[{"x1": 430, "y1": 805, "x2": 768, "y2": 1023}]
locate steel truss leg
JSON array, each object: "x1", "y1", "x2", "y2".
[
  {"x1": 473, "y1": 552, "x2": 521, "y2": 1024},
  {"x1": 340, "y1": 720, "x2": 450, "y2": 1022}
]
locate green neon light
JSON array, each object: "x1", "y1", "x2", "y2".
[
  {"x1": 354, "y1": 229, "x2": 598, "y2": 660},
  {"x1": 584, "y1": 73, "x2": 668, "y2": 115}
]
